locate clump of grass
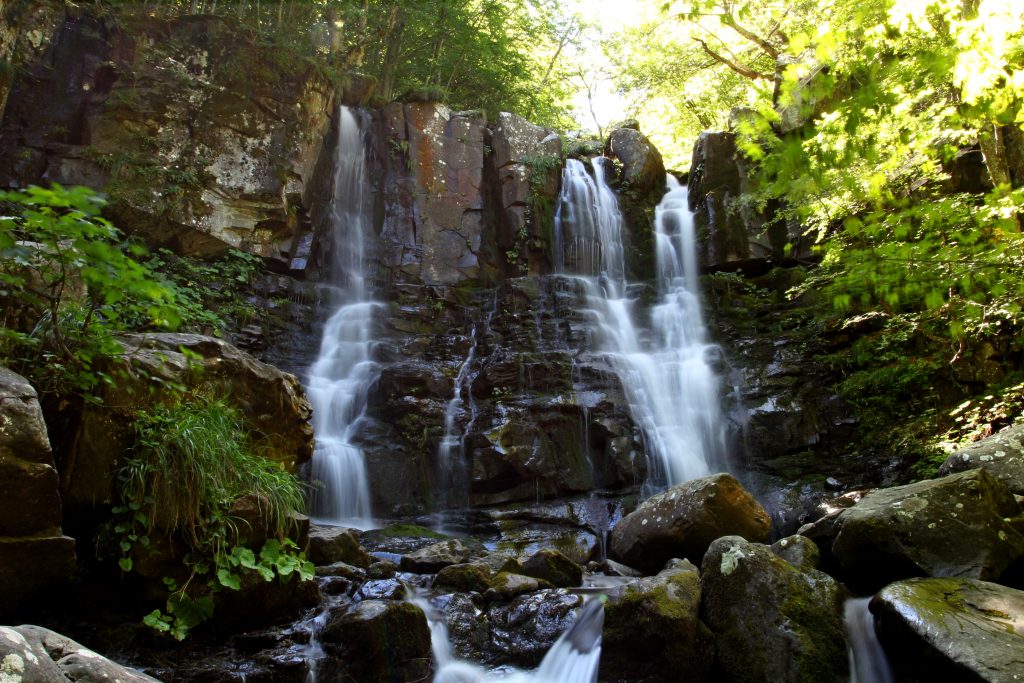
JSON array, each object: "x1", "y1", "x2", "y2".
[{"x1": 122, "y1": 395, "x2": 305, "y2": 553}]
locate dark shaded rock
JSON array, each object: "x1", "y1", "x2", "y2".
[
  {"x1": 2, "y1": 625, "x2": 159, "y2": 682},
  {"x1": 434, "y1": 563, "x2": 492, "y2": 593},
  {"x1": 771, "y1": 535, "x2": 821, "y2": 570},
  {"x1": 819, "y1": 469, "x2": 1024, "y2": 591},
  {"x1": 939, "y1": 423, "x2": 1024, "y2": 494},
  {"x1": 316, "y1": 561, "x2": 366, "y2": 581},
  {"x1": 488, "y1": 589, "x2": 582, "y2": 665},
  {"x1": 607, "y1": 127, "x2": 665, "y2": 195},
  {"x1": 701, "y1": 536, "x2": 848, "y2": 683},
  {"x1": 308, "y1": 526, "x2": 373, "y2": 568},
  {"x1": 609, "y1": 473, "x2": 772, "y2": 572},
  {"x1": 367, "y1": 561, "x2": 398, "y2": 580},
  {"x1": 441, "y1": 592, "x2": 491, "y2": 661},
  {"x1": 602, "y1": 562, "x2": 713, "y2": 681},
  {"x1": 0, "y1": 367, "x2": 75, "y2": 616},
  {"x1": 873, "y1": 577, "x2": 1024, "y2": 682},
  {"x1": 400, "y1": 537, "x2": 486, "y2": 573},
  {"x1": 64, "y1": 333, "x2": 313, "y2": 515},
  {"x1": 322, "y1": 600, "x2": 431, "y2": 683},
  {"x1": 520, "y1": 548, "x2": 583, "y2": 588}
]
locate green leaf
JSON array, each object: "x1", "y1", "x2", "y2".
[{"x1": 119, "y1": 557, "x2": 133, "y2": 572}]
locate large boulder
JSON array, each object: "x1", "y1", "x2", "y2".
[
  {"x1": 488, "y1": 589, "x2": 582, "y2": 665},
  {"x1": 400, "y1": 538, "x2": 486, "y2": 574},
  {"x1": 62, "y1": 333, "x2": 313, "y2": 514},
  {"x1": 701, "y1": 536, "x2": 848, "y2": 683},
  {"x1": 939, "y1": 423, "x2": 1024, "y2": 494},
  {"x1": 606, "y1": 127, "x2": 665, "y2": 195},
  {"x1": 0, "y1": 368, "x2": 76, "y2": 616},
  {"x1": 322, "y1": 600, "x2": 431, "y2": 682},
  {"x1": 609, "y1": 473, "x2": 772, "y2": 573},
  {"x1": 308, "y1": 526, "x2": 373, "y2": 568},
  {"x1": 0, "y1": 625, "x2": 158, "y2": 682},
  {"x1": 804, "y1": 468, "x2": 1024, "y2": 592},
  {"x1": 601, "y1": 561, "x2": 713, "y2": 681},
  {"x1": 0, "y1": 13, "x2": 339, "y2": 271},
  {"x1": 520, "y1": 548, "x2": 583, "y2": 588},
  {"x1": 873, "y1": 578, "x2": 1024, "y2": 682}
]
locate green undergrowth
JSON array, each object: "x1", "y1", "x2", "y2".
[{"x1": 110, "y1": 396, "x2": 311, "y2": 640}]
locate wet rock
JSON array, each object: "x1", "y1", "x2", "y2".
[
  {"x1": 1, "y1": 625, "x2": 159, "y2": 682},
  {"x1": 602, "y1": 562, "x2": 713, "y2": 681},
  {"x1": 355, "y1": 579, "x2": 404, "y2": 601},
  {"x1": 701, "y1": 536, "x2": 848, "y2": 683},
  {"x1": 485, "y1": 572, "x2": 553, "y2": 601},
  {"x1": 0, "y1": 368, "x2": 75, "y2": 615},
  {"x1": 441, "y1": 592, "x2": 491, "y2": 661},
  {"x1": 308, "y1": 526, "x2": 373, "y2": 568},
  {"x1": 65, "y1": 333, "x2": 313, "y2": 515},
  {"x1": 607, "y1": 127, "x2": 665, "y2": 195},
  {"x1": 322, "y1": 600, "x2": 431, "y2": 682},
  {"x1": 367, "y1": 561, "x2": 398, "y2": 580},
  {"x1": 360, "y1": 524, "x2": 450, "y2": 555},
  {"x1": 434, "y1": 563, "x2": 493, "y2": 593},
  {"x1": 609, "y1": 473, "x2": 772, "y2": 573},
  {"x1": 488, "y1": 589, "x2": 582, "y2": 665},
  {"x1": 873, "y1": 578, "x2": 1024, "y2": 682},
  {"x1": 490, "y1": 522, "x2": 599, "y2": 566},
  {"x1": 316, "y1": 561, "x2": 366, "y2": 581},
  {"x1": 939, "y1": 423, "x2": 1024, "y2": 494},
  {"x1": 520, "y1": 549, "x2": 583, "y2": 588},
  {"x1": 815, "y1": 469, "x2": 1024, "y2": 591},
  {"x1": 400, "y1": 537, "x2": 486, "y2": 573},
  {"x1": 771, "y1": 535, "x2": 821, "y2": 570}
]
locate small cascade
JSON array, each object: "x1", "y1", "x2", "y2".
[
  {"x1": 418, "y1": 591, "x2": 604, "y2": 683},
  {"x1": 306, "y1": 106, "x2": 378, "y2": 529},
  {"x1": 555, "y1": 159, "x2": 724, "y2": 491},
  {"x1": 845, "y1": 598, "x2": 895, "y2": 683}
]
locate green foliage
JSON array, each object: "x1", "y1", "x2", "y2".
[
  {"x1": 0, "y1": 185, "x2": 179, "y2": 400},
  {"x1": 113, "y1": 396, "x2": 311, "y2": 639}
]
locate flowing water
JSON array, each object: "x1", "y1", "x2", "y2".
[
  {"x1": 306, "y1": 106, "x2": 378, "y2": 529},
  {"x1": 555, "y1": 159, "x2": 724, "y2": 491},
  {"x1": 844, "y1": 598, "x2": 895, "y2": 683},
  {"x1": 413, "y1": 589, "x2": 604, "y2": 683}
]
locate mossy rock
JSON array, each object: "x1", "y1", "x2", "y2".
[
  {"x1": 485, "y1": 572, "x2": 553, "y2": 601},
  {"x1": 520, "y1": 548, "x2": 583, "y2": 588},
  {"x1": 434, "y1": 563, "x2": 493, "y2": 593},
  {"x1": 322, "y1": 600, "x2": 431, "y2": 682}
]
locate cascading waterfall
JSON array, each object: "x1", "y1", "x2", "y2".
[
  {"x1": 306, "y1": 106, "x2": 378, "y2": 529},
  {"x1": 556, "y1": 158, "x2": 724, "y2": 491},
  {"x1": 844, "y1": 598, "x2": 895, "y2": 683}
]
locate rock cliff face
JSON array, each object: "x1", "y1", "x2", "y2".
[{"x1": 0, "y1": 10, "x2": 341, "y2": 271}]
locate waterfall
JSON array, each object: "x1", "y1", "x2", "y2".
[
  {"x1": 556, "y1": 159, "x2": 724, "y2": 491},
  {"x1": 844, "y1": 598, "x2": 895, "y2": 683},
  {"x1": 306, "y1": 106, "x2": 378, "y2": 529}
]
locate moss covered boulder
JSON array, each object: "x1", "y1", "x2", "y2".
[
  {"x1": 601, "y1": 561, "x2": 713, "y2": 681},
  {"x1": 435, "y1": 563, "x2": 493, "y2": 593},
  {"x1": 610, "y1": 473, "x2": 772, "y2": 573},
  {"x1": 873, "y1": 577, "x2": 1024, "y2": 682},
  {"x1": 701, "y1": 535, "x2": 848, "y2": 683},
  {"x1": 520, "y1": 548, "x2": 583, "y2": 588},
  {"x1": 821, "y1": 468, "x2": 1024, "y2": 592},
  {"x1": 308, "y1": 526, "x2": 373, "y2": 568}
]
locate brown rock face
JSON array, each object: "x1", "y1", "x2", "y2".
[
  {"x1": 609, "y1": 473, "x2": 771, "y2": 572},
  {"x1": 0, "y1": 367, "x2": 76, "y2": 617},
  {"x1": 62, "y1": 333, "x2": 313, "y2": 515}
]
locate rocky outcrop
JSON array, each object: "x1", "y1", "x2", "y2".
[
  {"x1": 0, "y1": 1, "x2": 64, "y2": 119},
  {"x1": 606, "y1": 127, "x2": 665, "y2": 196},
  {"x1": 0, "y1": 368, "x2": 75, "y2": 617},
  {"x1": 308, "y1": 526, "x2": 373, "y2": 568},
  {"x1": 489, "y1": 111, "x2": 562, "y2": 275},
  {"x1": 0, "y1": 12, "x2": 342, "y2": 270},
  {"x1": 0, "y1": 625, "x2": 158, "y2": 682},
  {"x1": 802, "y1": 468, "x2": 1024, "y2": 591},
  {"x1": 609, "y1": 473, "x2": 772, "y2": 572},
  {"x1": 701, "y1": 535, "x2": 848, "y2": 683},
  {"x1": 62, "y1": 333, "x2": 313, "y2": 515},
  {"x1": 602, "y1": 560, "x2": 713, "y2": 681},
  {"x1": 688, "y1": 131, "x2": 801, "y2": 270},
  {"x1": 939, "y1": 423, "x2": 1024, "y2": 494},
  {"x1": 873, "y1": 578, "x2": 1024, "y2": 682}
]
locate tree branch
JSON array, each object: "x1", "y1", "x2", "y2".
[{"x1": 693, "y1": 38, "x2": 773, "y2": 80}]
